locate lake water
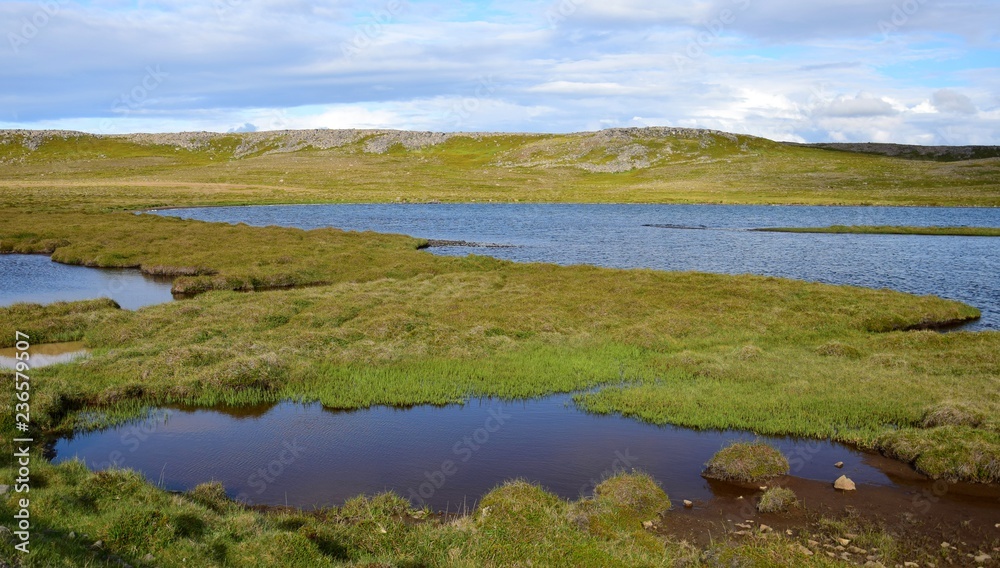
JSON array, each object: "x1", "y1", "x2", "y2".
[
  {"x1": 54, "y1": 395, "x2": 898, "y2": 510},
  {"x1": 0, "y1": 254, "x2": 175, "y2": 310},
  {"x1": 153, "y1": 204, "x2": 1000, "y2": 330}
]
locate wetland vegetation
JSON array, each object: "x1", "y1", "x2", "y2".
[{"x1": 1, "y1": 129, "x2": 999, "y2": 566}]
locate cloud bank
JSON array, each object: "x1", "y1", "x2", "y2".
[{"x1": 1, "y1": 0, "x2": 998, "y2": 143}]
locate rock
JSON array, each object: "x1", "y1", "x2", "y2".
[
  {"x1": 143, "y1": 554, "x2": 156, "y2": 563},
  {"x1": 941, "y1": 541, "x2": 950, "y2": 548},
  {"x1": 736, "y1": 523, "x2": 752, "y2": 529},
  {"x1": 759, "y1": 524, "x2": 772, "y2": 533},
  {"x1": 0, "y1": 485, "x2": 9, "y2": 495},
  {"x1": 734, "y1": 530, "x2": 750, "y2": 536},
  {"x1": 849, "y1": 546, "x2": 868, "y2": 554},
  {"x1": 904, "y1": 562, "x2": 919, "y2": 567},
  {"x1": 835, "y1": 461, "x2": 844, "y2": 468},
  {"x1": 642, "y1": 520, "x2": 654, "y2": 529},
  {"x1": 786, "y1": 529, "x2": 794, "y2": 536},
  {"x1": 68, "y1": 531, "x2": 76, "y2": 539},
  {"x1": 759, "y1": 486, "x2": 768, "y2": 491},
  {"x1": 0, "y1": 526, "x2": 13, "y2": 543},
  {"x1": 834, "y1": 475, "x2": 856, "y2": 491},
  {"x1": 808, "y1": 540, "x2": 820, "y2": 547},
  {"x1": 91, "y1": 540, "x2": 104, "y2": 550},
  {"x1": 837, "y1": 538, "x2": 851, "y2": 546},
  {"x1": 683, "y1": 500, "x2": 693, "y2": 508},
  {"x1": 974, "y1": 553, "x2": 992, "y2": 563},
  {"x1": 791, "y1": 543, "x2": 814, "y2": 556}
]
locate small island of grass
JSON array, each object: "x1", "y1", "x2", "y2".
[{"x1": 755, "y1": 225, "x2": 1000, "y2": 237}]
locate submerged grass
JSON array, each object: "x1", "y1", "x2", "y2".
[{"x1": 757, "y1": 225, "x2": 1000, "y2": 237}]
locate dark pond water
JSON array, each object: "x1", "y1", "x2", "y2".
[
  {"x1": 0, "y1": 254, "x2": 175, "y2": 310},
  {"x1": 55, "y1": 395, "x2": 900, "y2": 511},
  {"x1": 153, "y1": 204, "x2": 1000, "y2": 330}
]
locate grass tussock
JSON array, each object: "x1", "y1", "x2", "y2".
[
  {"x1": 703, "y1": 442, "x2": 790, "y2": 483},
  {"x1": 756, "y1": 487, "x2": 798, "y2": 513}
]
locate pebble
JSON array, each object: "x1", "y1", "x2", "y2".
[
  {"x1": 837, "y1": 538, "x2": 851, "y2": 546},
  {"x1": 68, "y1": 531, "x2": 76, "y2": 539},
  {"x1": 942, "y1": 542, "x2": 951, "y2": 548},
  {"x1": 91, "y1": 540, "x2": 104, "y2": 550},
  {"x1": 974, "y1": 553, "x2": 992, "y2": 564},
  {"x1": 642, "y1": 520, "x2": 654, "y2": 529},
  {"x1": 835, "y1": 461, "x2": 844, "y2": 468},
  {"x1": 0, "y1": 485, "x2": 9, "y2": 495},
  {"x1": 791, "y1": 544, "x2": 813, "y2": 556},
  {"x1": 683, "y1": 500, "x2": 693, "y2": 508},
  {"x1": 759, "y1": 524, "x2": 772, "y2": 533}
]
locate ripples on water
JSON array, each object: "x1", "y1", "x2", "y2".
[{"x1": 155, "y1": 204, "x2": 1000, "y2": 329}]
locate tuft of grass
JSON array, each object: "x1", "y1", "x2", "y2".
[
  {"x1": 756, "y1": 486, "x2": 798, "y2": 513},
  {"x1": 877, "y1": 426, "x2": 1000, "y2": 483},
  {"x1": 703, "y1": 442, "x2": 790, "y2": 483}
]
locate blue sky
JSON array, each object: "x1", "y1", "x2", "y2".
[{"x1": 2, "y1": 0, "x2": 998, "y2": 143}]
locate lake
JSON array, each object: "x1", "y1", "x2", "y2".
[{"x1": 153, "y1": 204, "x2": 1000, "y2": 329}]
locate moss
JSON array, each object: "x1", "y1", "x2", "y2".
[{"x1": 703, "y1": 442, "x2": 790, "y2": 483}]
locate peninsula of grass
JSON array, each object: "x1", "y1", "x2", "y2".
[
  {"x1": 703, "y1": 442, "x2": 790, "y2": 484},
  {"x1": 756, "y1": 225, "x2": 1000, "y2": 237}
]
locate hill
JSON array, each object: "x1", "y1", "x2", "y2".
[{"x1": 1, "y1": 127, "x2": 998, "y2": 208}]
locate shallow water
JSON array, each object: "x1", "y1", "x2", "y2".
[
  {"x1": 0, "y1": 341, "x2": 89, "y2": 369},
  {"x1": 55, "y1": 395, "x2": 914, "y2": 511},
  {"x1": 153, "y1": 204, "x2": 1000, "y2": 330},
  {"x1": 0, "y1": 254, "x2": 175, "y2": 310}
]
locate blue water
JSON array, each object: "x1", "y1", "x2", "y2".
[
  {"x1": 0, "y1": 254, "x2": 175, "y2": 310},
  {"x1": 154, "y1": 204, "x2": 1000, "y2": 329}
]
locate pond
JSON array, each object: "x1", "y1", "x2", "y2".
[
  {"x1": 55, "y1": 395, "x2": 910, "y2": 511},
  {"x1": 0, "y1": 341, "x2": 88, "y2": 369},
  {"x1": 152, "y1": 204, "x2": 1000, "y2": 330},
  {"x1": 0, "y1": 254, "x2": 175, "y2": 310}
]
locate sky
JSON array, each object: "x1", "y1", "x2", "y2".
[{"x1": 2, "y1": 0, "x2": 999, "y2": 144}]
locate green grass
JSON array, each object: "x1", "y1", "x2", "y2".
[
  {"x1": 757, "y1": 225, "x2": 1000, "y2": 237},
  {"x1": 756, "y1": 487, "x2": 798, "y2": 513},
  {"x1": 702, "y1": 442, "x2": 790, "y2": 483}
]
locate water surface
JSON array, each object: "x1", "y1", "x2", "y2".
[
  {"x1": 0, "y1": 341, "x2": 89, "y2": 369},
  {"x1": 55, "y1": 395, "x2": 908, "y2": 511},
  {"x1": 0, "y1": 254, "x2": 175, "y2": 310},
  {"x1": 153, "y1": 204, "x2": 1000, "y2": 329}
]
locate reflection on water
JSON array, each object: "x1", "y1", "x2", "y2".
[
  {"x1": 57, "y1": 395, "x2": 919, "y2": 511},
  {"x1": 0, "y1": 341, "x2": 89, "y2": 369},
  {"x1": 0, "y1": 254, "x2": 175, "y2": 310}
]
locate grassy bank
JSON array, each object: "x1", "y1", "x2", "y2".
[{"x1": 757, "y1": 225, "x2": 1000, "y2": 237}]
